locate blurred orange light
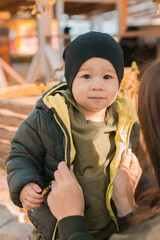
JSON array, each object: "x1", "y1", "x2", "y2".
[{"x1": 0, "y1": 12, "x2": 11, "y2": 20}]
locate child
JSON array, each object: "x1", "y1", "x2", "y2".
[
  {"x1": 47, "y1": 59, "x2": 160, "y2": 240},
  {"x1": 6, "y1": 31, "x2": 154, "y2": 240}
]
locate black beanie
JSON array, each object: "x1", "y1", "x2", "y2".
[{"x1": 63, "y1": 31, "x2": 124, "y2": 92}]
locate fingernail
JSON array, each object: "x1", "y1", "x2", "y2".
[
  {"x1": 70, "y1": 165, "x2": 74, "y2": 171},
  {"x1": 127, "y1": 148, "x2": 132, "y2": 155},
  {"x1": 37, "y1": 187, "x2": 42, "y2": 192}
]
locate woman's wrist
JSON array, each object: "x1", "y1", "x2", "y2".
[
  {"x1": 117, "y1": 205, "x2": 134, "y2": 217},
  {"x1": 113, "y1": 198, "x2": 136, "y2": 217}
]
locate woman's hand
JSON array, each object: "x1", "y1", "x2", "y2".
[
  {"x1": 112, "y1": 149, "x2": 142, "y2": 217},
  {"x1": 47, "y1": 162, "x2": 85, "y2": 221}
]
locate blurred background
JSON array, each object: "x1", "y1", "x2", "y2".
[
  {"x1": 0, "y1": 1, "x2": 160, "y2": 239},
  {"x1": 0, "y1": 0, "x2": 160, "y2": 85}
]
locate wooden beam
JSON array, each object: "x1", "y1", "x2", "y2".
[
  {"x1": 0, "y1": 58, "x2": 25, "y2": 84},
  {"x1": 0, "y1": 81, "x2": 59, "y2": 98},
  {"x1": 65, "y1": 0, "x2": 116, "y2": 3},
  {"x1": 86, "y1": 5, "x2": 115, "y2": 16},
  {"x1": 0, "y1": 64, "x2": 8, "y2": 88},
  {"x1": 0, "y1": 0, "x2": 34, "y2": 10},
  {"x1": 118, "y1": 28, "x2": 160, "y2": 38},
  {"x1": 65, "y1": 3, "x2": 115, "y2": 15},
  {"x1": 0, "y1": 0, "x2": 35, "y2": 14}
]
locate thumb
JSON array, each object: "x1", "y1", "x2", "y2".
[
  {"x1": 70, "y1": 165, "x2": 77, "y2": 181},
  {"x1": 31, "y1": 183, "x2": 42, "y2": 193}
]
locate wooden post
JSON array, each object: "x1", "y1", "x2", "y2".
[
  {"x1": 26, "y1": 3, "x2": 63, "y2": 83},
  {"x1": 0, "y1": 63, "x2": 7, "y2": 88},
  {"x1": 37, "y1": 4, "x2": 50, "y2": 82},
  {"x1": 116, "y1": 0, "x2": 127, "y2": 34},
  {"x1": 56, "y1": 0, "x2": 65, "y2": 56}
]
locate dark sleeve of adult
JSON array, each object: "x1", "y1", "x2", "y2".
[
  {"x1": 6, "y1": 109, "x2": 45, "y2": 207},
  {"x1": 129, "y1": 122, "x2": 158, "y2": 195},
  {"x1": 111, "y1": 198, "x2": 133, "y2": 233},
  {"x1": 116, "y1": 212, "x2": 133, "y2": 233},
  {"x1": 58, "y1": 215, "x2": 135, "y2": 240},
  {"x1": 58, "y1": 216, "x2": 94, "y2": 240}
]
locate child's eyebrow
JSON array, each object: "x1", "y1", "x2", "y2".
[
  {"x1": 79, "y1": 66, "x2": 116, "y2": 74},
  {"x1": 78, "y1": 68, "x2": 90, "y2": 72},
  {"x1": 105, "y1": 69, "x2": 116, "y2": 74}
]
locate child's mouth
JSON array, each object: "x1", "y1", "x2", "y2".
[{"x1": 89, "y1": 97, "x2": 104, "y2": 99}]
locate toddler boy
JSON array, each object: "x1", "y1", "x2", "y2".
[{"x1": 6, "y1": 31, "x2": 148, "y2": 240}]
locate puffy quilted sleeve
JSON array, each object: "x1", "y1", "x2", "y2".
[{"x1": 6, "y1": 109, "x2": 45, "y2": 207}]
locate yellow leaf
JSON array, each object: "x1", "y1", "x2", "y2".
[
  {"x1": 31, "y1": 5, "x2": 37, "y2": 15},
  {"x1": 17, "y1": 8, "x2": 25, "y2": 14}
]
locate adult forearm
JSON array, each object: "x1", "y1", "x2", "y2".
[{"x1": 112, "y1": 197, "x2": 135, "y2": 217}]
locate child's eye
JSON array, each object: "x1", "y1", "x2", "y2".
[
  {"x1": 104, "y1": 75, "x2": 111, "y2": 79},
  {"x1": 82, "y1": 74, "x2": 91, "y2": 79}
]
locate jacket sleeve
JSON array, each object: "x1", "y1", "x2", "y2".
[
  {"x1": 6, "y1": 109, "x2": 45, "y2": 207},
  {"x1": 58, "y1": 216, "x2": 94, "y2": 240},
  {"x1": 58, "y1": 215, "x2": 135, "y2": 240}
]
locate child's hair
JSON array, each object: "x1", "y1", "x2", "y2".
[{"x1": 62, "y1": 31, "x2": 124, "y2": 92}]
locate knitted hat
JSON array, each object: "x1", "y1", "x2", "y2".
[{"x1": 63, "y1": 31, "x2": 124, "y2": 92}]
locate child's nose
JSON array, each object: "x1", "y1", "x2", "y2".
[{"x1": 90, "y1": 78, "x2": 103, "y2": 91}]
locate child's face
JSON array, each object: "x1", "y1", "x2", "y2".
[{"x1": 72, "y1": 57, "x2": 119, "y2": 121}]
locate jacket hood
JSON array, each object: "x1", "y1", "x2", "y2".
[
  {"x1": 36, "y1": 82, "x2": 68, "y2": 112},
  {"x1": 36, "y1": 81, "x2": 76, "y2": 168}
]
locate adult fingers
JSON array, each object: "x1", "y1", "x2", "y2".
[
  {"x1": 57, "y1": 161, "x2": 73, "y2": 180},
  {"x1": 51, "y1": 181, "x2": 56, "y2": 190},
  {"x1": 69, "y1": 165, "x2": 77, "y2": 180},
  {"x1": 120, "y1": 149, "x2": 132, "y2": 169},
  {"x1": 54, "y1": 169, "x2": 61, "y2": 183},
  {"x1": 130, "y1": 154, "x2": 142, "y2": 175}
]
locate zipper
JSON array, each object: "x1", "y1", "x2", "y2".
[
  {"x1": 53, "y1": 108, "x2": 71, "y2": 168},
  {"x1": 51, "y1": 107, "x2": 71, "y2": 240}
]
